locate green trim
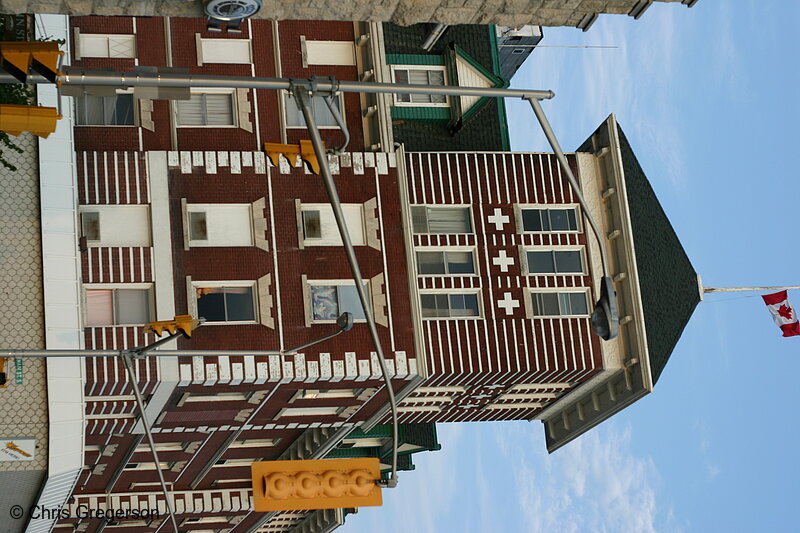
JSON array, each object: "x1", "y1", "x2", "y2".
[
  {"x1": 391, "y1": 106, "x2": 450, "y2": 124},
  {"x1": 489, "y1": 25, "x2": 511, "y2": 150},
  {"x1": 448, "y1": 43, "x2": 511, "y2": 132},
  {"x1": 386, "y1": 53, "x2": 445, "y2": 66}
]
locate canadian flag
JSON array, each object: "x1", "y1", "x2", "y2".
[{"x1": 762, "y1": 290, "x2": 800, "y2": 337}]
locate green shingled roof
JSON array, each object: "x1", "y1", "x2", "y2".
[{"x1": 579, "y1": 120, "x2": 701, "y2": 384}]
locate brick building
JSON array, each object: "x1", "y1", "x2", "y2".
[{"x1": 18, "y1": 12, "x2": 698, "y2": 533}]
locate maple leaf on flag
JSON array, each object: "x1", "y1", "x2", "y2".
[{"x1": 777, "y1": 304, "x2": 793, "y2": 320}]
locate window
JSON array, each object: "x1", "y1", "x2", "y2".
[
  {"x1": 303, "y1": 40, "x2": 356, "y2": 66},
  {"x1": 416, "y1": 250, "x2": 476, "y2": 275},
  {"x1": 519, "y1": 207, "x2": 579, "y2": 232},
  {"x1": 299, "y1": 203, "x2": 364, "y2": 246},
  {"x1": 79, "y1": 206, "x2": 151, "y2": 247},
  {"x1": 295, "y1": 389, "x2": 359, "y2": 400},
  {"x1": 525, "y1": 249, "x2": 584, "y2": 274},
  {"x1": 284, "y1": 92, "x2": 342, "y2": 128},
  {"x1": 81, "y1": 212, "x2": 100, "y2": 241},
  {"x1": 177, "y1": 92, "x2": 235, "y2": 126},
  {"x1": 309, "y1": 283, "x2": 366, "y2": 322},
  {"x1": 77, "y1": 33, "x2": 136, "y2": 58},
  {"x1": 392, "y1": 66, "x2": 447, "y2": 106},
  {"x1": 196, "y1": 37, "x2": 251, "y2": 65},
  {"x1": 278, "y1": 406, "x2": 341, "y2": 418},
  {"x1": 195, "y1": 284, "x2": 256, "y2": 323},
  {"x1": 75, "y1": 94, "x2": 135, "y2": 125},
  {"x1": 85, "y1": 288, "x2": 151, "y2": 326},
  {"x1": 185, "y1": 203, "x2": 253, "y2": 247},
  {"x1": 531, "y1": 291, "x2": 589, "y2": 317},
  {"x1": 411, "y1": 206, "x2": 472, "y2": 234},
  {"x1": 420, "y1": 292, "x2": 481, "y2": 319}
]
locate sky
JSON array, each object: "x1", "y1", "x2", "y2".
[{"x1": 349, "y1": 1, "x2": 800, "y2": 532}]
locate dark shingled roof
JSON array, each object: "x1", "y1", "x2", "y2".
[
  {"x1": 382, "y1": 23, "x2": 509, "y2": 151},
  {"x1": 578, "y1": 119, "x2": 700, "y2": 384}
]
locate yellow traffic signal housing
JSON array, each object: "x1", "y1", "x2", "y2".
[
  {"x1": 0, "y1": 104, "x2": 61, "y2": 138},
  {"x1": 144, "y1": 315, "x2": 201, "y2": 338},
  {"x1": 0, "y1": 357, "x2": 7, "y2": 388},
  {"x1": 252, "y1": 458, "x2": 382, "y2": 512},
  {"x1": 264, "y1": 140, "x2": 325, "y2": 175},
  {"x1": 0, "y1": 41, "x2": 63, "y2": 83}
]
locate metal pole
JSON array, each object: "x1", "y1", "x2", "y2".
[
  {"x1": 0, "y1": 69, "x2": 556, "y2": 102},
  {"x1": 2, "y1": 350, "x2": 285, "y2": 358},
  {"x1": 704, "y1": 286, "x2": 800, "y2": 293},
  {"x1": 119, "y1": 352, "x2": 179, "y2": 533},
  {"x1": 527, "y1": 97, "x2": 610, "y2": 277},
  {"x1": 293, "y1": 86, "x2": 399, "y2": 488}
]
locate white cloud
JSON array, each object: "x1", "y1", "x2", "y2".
[{"x1": 498, "y1": 421, "x2": 682, "y2": 533}]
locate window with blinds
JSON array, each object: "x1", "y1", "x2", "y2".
[
  {"x1": 177, "y1": 93, "x2": 235, "y2": 126},
  {"x1": 85, "y1": 288, "x2": 152, "y2": 326},
  {"x1": 392, "y1": 66, "x2": 447, "y2": 105},
  {"x1": 411, "y1": 206, "x2": 472, "y2": 234}
]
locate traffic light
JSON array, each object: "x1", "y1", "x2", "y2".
[
  {"x1": 264, "y1": 140, "x2": 325, "y2": 175},
  {"x1": 0, "y1": 357, "x2": 7, "y2": 388},
  {"x1": 0, "y1": 104, "x2": 61, "y2": 138},
  {"x1": 144, "y1": 315, "x2": 202, "y2": 338},
  {"x1": 0, "y1": 41, "x2": 63, "y2": 83},
  {"x1": 252, "y1": 458, "x2": 382, "y2": 512}
]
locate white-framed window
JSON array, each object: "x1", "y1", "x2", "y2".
[
  {"x1": 307, "y1": 280, "x2": 368, "y2": 323},
  {"x1": 184, "y1": 203, "x2": 253, "y2": 247},
  {"x1": 529, "y1": 290, "x2": 590, "y2": 317},
  {"x1": 303, "y1": 39, "x2": 356, "y2": 66},
  {"x1": 77, "y1": 33, "x2": 136, "y2": 58},
  {"x1": 79, "y1": 205, "x2": 151, "y2": 247},
  {"x1": 85, "y1": 285, "x2": 153, "y2": 327},
  {"x1": 123, "y1": 461, "x2": 173, "y2": 471},
  {"x1": 516, "y1": 205, "x2": 580, "y2": 233},
  {"x1": 419, "y1": 291, "x2": 482, "y2": 319},
  {"x1": 416, "y1": 248, "x2": 477, "y2": 275},
  {"x1": 177, "y1": 90, "x2": 236, "y2": 127},
  {"x1": 75, "y1": 92, "x2": 135, "y2": 126},
  {"x1": 411, "y1": 205, "x2": 473, "y2": 234},
  {"x1": 522, "y1": 247, "x2": 585, "y2": 275},
  {"x1": 192, "y1": 281, "x2": 257, "y2": 324},
  {"x1": 196, "y1": 36, "x2": 252, "y2": 65},
  {"x1": 277, "y1": 406, "x2": 341, "y2": 418},
  {"x1": 283, "y1": 92, "x2": 343, "y2": 128},
  {"x1": 391, "y1": 65, "x2": 448, "y2": 106},
  {"x1": 291, "y1": 389, "x2": 359, "y2": 400},
  {"x1": 299, "y1": 203, "x2": 365, "y2": 246}
]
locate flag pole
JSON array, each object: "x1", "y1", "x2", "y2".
[
  {"x1": 696, "y1": 275, "x2": 800, "y2": 299},
  {"x1": 703, "y1": 286, "x2": 800, "y2": 293}
]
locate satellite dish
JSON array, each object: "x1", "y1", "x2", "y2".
[
  {"x1": 203, "y1": 0, "x2": 263, "y2": 21},
  {"x1": 591, "y1": 276, "x2": 619, "y2": 340}
]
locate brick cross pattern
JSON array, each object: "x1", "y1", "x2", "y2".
[
  {"x1": 487, "y1": 207, "x2": 509, "y2": 231},
  {"x1": 492, "y1": 249, "x2": 515, "y2": 272},
  {"x1": 472, "y1": 393, "x2": 494, "y2": 400},
  {"x1": 497, "y1": 292, "x2": 520, "y2": 315}
]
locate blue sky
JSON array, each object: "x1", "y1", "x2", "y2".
[{"x1": 350, "y1": 2, "x2": 800, "y2": 532}]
